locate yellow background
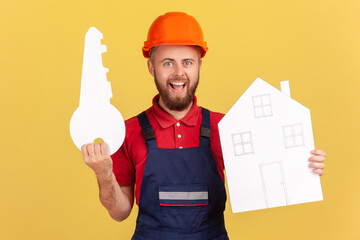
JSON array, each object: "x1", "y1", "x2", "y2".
[{"x1": 1, "y1": 0, "x2": 359, "y2": 239}]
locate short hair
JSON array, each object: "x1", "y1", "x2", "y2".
[{"x1": 149, "y1": 46, "x2": 159, "y2": 63}]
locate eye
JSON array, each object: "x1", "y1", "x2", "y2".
[
  {"x1": 184, "y1": 61, "x2": 192, "y2": 66},
  {"x1": 164, "y1": 61, "x2": 173, "y2": 67}
]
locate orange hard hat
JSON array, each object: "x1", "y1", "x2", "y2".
[{"x1": 142, "y1": 12, "x2": 208, "y2": 58}]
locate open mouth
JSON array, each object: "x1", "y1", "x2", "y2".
[{"x1": 169, "y1": 82, "x2": 187, "y2": 93}]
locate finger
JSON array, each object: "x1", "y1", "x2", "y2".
[
  {"x1": 309, "y1": 162, "x2": 325, "y2": 170},
  {"x1": 94, "y1": 144, "x2": 101, "y2": 156},
  {"x1": 308, "y1": 155, "x2": 325, "y2": 163},
  {"x1": 81, "y1": 144, "x2": 88, "y2": 155},
  {"x1": 81, "y1": 144, "x2": 89, "y2": 160},
  {"x1": 100, "y1": 142, "x2": 109, "y2": 156},
  {"x1": 87, "y1": 144, "x2": 95, "y2": 157},
  {"x1": 312, "y1": 168, "x2": 324, "y2": 176},
  {"x1": 310, "y1": 149, "x2": 326, "y2": 157}
]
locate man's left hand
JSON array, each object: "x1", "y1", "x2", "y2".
[{"x1": 308, "y1": 149, "x2": 326, "y2": 176}]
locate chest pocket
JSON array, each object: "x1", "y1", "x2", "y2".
[{"x1": 159, "y1": 184, "x2": 209, "y2": 233}]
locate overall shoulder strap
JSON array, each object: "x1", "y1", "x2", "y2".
[
  {"x1": 200, "y1": 107, "x2": 211, "y2": 147},
  {"x1": 137, "y1": 111, "x2": 157, "y2": 147}
]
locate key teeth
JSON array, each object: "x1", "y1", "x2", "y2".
[
  {"x1": 103, "y1": 67, "x2": 109, "y2": 73},
  {"x1": 101, "y1": 44, "x2": 107, "y2": 53}
]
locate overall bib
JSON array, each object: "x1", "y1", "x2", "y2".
[{"x1": 132, "y1": 108, "x2": 229, "y2": 240}]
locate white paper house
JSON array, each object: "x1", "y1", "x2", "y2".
[{"x1": 218, "y1": 78, "x2": 323, "y2": 213}]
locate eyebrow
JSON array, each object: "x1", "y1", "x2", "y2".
[
  {"x1": 183, "y1": 58, "x2": 195, "y2": 61},
  {"x1": 160, "y1": 58, "x2": 195, "y2": 63},
  {"x1": 160, "y1": 58, "x2": 175, "y2": 63}
]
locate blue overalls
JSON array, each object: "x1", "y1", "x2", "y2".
[{"x1": 132, "y1": 108, "x2": 229, "y2": 240}]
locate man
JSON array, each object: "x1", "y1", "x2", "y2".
[{"x1": 81, "y1": 12, "x2": 326, "y2": 240}]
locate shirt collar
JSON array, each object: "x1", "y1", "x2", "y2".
[{"x1": 151, "y1": 94, "x2": 200, "y2": 129}]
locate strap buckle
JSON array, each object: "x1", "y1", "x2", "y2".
[{"x1": 200, "y1": 123, "x2": 211, "y2": 138}]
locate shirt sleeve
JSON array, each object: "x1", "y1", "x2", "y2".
[{"x1": 111, "y1": 117, "x2": 138, "y2": 186}]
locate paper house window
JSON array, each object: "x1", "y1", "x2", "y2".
[
  {"x1": 232, "y1": 131, "x2": 254, "y2": 156},
  {"x1": 252, "y1": 94, "x2": 273, "y2": 118},
  {"x1": 283, "y1": 123, "x2": 305, "y2": 148}
]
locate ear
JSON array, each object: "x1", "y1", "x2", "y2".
[
  {"x1": 147, "y1": 60, "x2": 155, "y2": 77},
  {"x1": 199, "y1": 59, "x2": 202, "y2": 71}
]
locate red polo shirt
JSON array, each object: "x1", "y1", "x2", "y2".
[{"x1": 111, "y1": 95, "x2": 225, "y2": 205}]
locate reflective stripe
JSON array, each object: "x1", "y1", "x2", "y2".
[
  {"x1": 160, "y1": 203, "x2": 208, "y2": 207},
  {"x1": 159, "y1": 191, "x2": 208, "y2": 200}
]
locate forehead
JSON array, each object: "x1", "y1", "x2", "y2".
[{"x1": 152, "y1": 45, "x2": 200, "y2": 60}]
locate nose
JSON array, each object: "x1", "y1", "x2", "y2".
[{"x1": 174, "y1": 64, "x2": 185, "y2": 77}]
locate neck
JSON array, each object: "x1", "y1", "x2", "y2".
[{"x1": 158, "y1": 97, "x2": 193, "y2": 120}]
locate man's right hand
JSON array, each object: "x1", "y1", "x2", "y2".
[
  {"x1": 81, "y1": 142, "x2": 134, "y2": 222},
  {"x1": 81, "y1": 142, "x2": 113, "y2": 181}
]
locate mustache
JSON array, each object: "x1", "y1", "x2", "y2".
[{"x1": 168, "y1": 76, "x2": 188, "y2": 81}]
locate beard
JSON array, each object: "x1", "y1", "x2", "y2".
[{"x1": 154, "y1": 71, "x2": 199, "y2": 111}]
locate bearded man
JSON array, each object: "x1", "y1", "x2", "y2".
[{"x1": 81, "y1": 12, "x2": 326, "y2": 240}]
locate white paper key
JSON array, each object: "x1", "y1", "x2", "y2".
[{"x1": 70, "y1": 27, "x2": 125, "y2": 155}]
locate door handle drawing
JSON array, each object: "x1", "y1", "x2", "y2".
[{"x1": 70, "y1": 27, "x2": 125, "y2": 155}]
